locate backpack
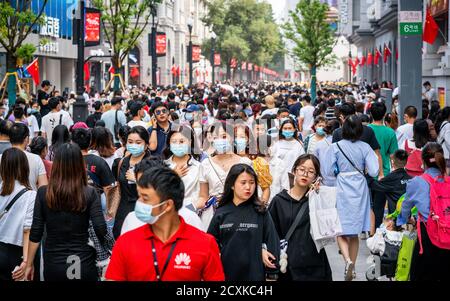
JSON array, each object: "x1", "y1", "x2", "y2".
[
  {"x1": 404, "y1": 140, "x2": 424, "y2": 177},
  {"x1": 417, "y1": 174, "x2": 450, "y2": 254}
]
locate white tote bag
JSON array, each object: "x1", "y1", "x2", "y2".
[{"x1": 309, "y1": 186, "x2": 343, "y2": 252}]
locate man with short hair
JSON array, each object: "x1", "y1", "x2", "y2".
[
  {"x1": 423, "y1": 81, "x2": 437, "y2": 103},
  {"x1": 397, "y1": 105, "x2": 417, "y2": 149},
  {"x1": 41, "y1": 97, "x2": 74, "y2": 146},
  {"x1": 86, "y1": 101, "x2": 104, "y2": 128},
  {"x1": 105, "y1": 167, "x2": 225, "y2": 281},
  {"x1": 149, "y1": 102, "x2": 172, "y2": 156},
  {"x1": 127, "y1": 101, "x2": 148, "y2": 128},
  {"x1": 0, "y1": 123, "x2": 48, "y2": 190},
  {"x1": 37, "y1": 80, "x2": 52, "y2": 117},
  {"x1": 298, "y1": 95, "x2": 315, "y2": 138},
  {"x1": 101, "y1": 97, "x2": 127, "y2": 147}
]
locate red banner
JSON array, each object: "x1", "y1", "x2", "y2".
[
  {"x1": 85, "y1": 8, "x2": 101, "y2": 46},
  {"x1": 156, "y1": 33, "x2": 167, "y2": 56},
  {"x1": 248, "y1": 63, "x2": 253, "y2": 71},
  {"x1": 214, "y1": 53, "x2": 221, "y2": 66},
  {"x1": 192, "y1": 45, "x2": 201, "y2": 62}
]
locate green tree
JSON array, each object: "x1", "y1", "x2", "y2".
[
  {"x1": 0, "y1": 0, "x2": 48, "y2": 105},
  {"x1": 203, "y1": 0, "x2": 282, "y2": 81},
  {"x1": 283, "y1": 0, "x2": 336, "y2": 99},
  {"x1": 92, "y1": 0, "x2": 162, "y2": 90}
]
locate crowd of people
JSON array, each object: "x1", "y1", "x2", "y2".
[{"x1": 0, "y1": 78, "x2": 449, "y2": 282}]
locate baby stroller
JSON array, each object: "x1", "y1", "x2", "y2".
[{"x1": 365, "y1": 224, "x2": 403, "y2": 281}]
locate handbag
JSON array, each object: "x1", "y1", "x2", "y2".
[
  {"x1": 105, "y1": 157, "x2": 127, "y2": 219},
  {"x1": 395, "y1": 231, "x2": 417, "y2": 281},
  {"x1": 280, "y1": 199, "x2": 308, "y2": 273}
]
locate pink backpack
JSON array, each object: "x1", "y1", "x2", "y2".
[
  {"x1": 404, "y1": 140, "x2": 424, "y2": 177},
  {"x1": 417, "y1": 174, "x2": 450, "y2": 254}
]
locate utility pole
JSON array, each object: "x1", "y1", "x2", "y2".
[
  {"x1": 151, "y1": 5, "x2": 157, "y2": 88},
  {"x1": 73, "y1": 0, "x2": 88, "y2": 123},
  {"x1": 211, "y1": 31, "x2": 216, "y2": 84},
  {"x1": 187, "y1": 17, "x2": 193, "y2": 87}
]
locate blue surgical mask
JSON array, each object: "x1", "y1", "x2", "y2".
[
  {"x1": 170, "y1": 143, "x2": 189, "y2": 157},
  {"x1": 213, "y1": 139, "x2": 232, "y2": 154},
  {"x1": 282, "y1": 130, "x2": 295, "y2": 139},
  {"x1": 185, "y1": 112, "x2": 194, "y2": 121},
  {"x1": 127, "y1": 143, "x2": 145, "y2": 157},
  {"x1": 316, "y1": 127, "x2": 326, "y2": 136},
  {"x1": 134, "y1": 200, "x2": 167, "y2": 224},
  {"x1": 235, "y1": 138, "x2": 247, "y2": 153}
]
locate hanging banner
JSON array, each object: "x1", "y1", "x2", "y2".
[
  {"x1": 85, "y1": 8, "x2": 101, "y2": 47},
  {"x1": 156, "y1": 32, "x2": 167, "y2": 57},
  {"x1": 214, "y1": 53, "x2": 221, "y2": 66},
  {"x1": 192, "y1": 45, "x2": 201, "y2": 63}
]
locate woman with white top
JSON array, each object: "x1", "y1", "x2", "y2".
[
  {"x1": 89, "y1": 127, "x2": 118, "y2": 169},
  {"x1": 197, "y1": 121, "x2": 252, "y2": 228},
  {"x1": 0, "y1": 148, "x2": 36, "y2": 280},
  {"x1": 303, "y1": 116, "x2": 327, "y2": 155},
  {"x1": 271, "y1": 119, "x2": 305, "y2": 176},
  {"x1": 163, "y1": 126, "x2": 202, "y2": 208}
]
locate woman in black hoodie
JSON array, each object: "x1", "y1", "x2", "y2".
[
  {"x1": 208, "y1": 164, "x2": 280, "y2": 281},
  {"x1": 269, "y1": 154, "x2": 332, "y2": 281}
]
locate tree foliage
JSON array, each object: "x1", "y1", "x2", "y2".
[
  {"x1": 0, "y1": 0, "x2": 48, "y2": 66},
  {"x1": 202, "y1": 0, "x2": 283, "y2": 77},
  {"x1": 92, "y1": 0, "x2": 163, "y2": 69},
  {"x1": 282, "y1": 0, "x2": 336, "y2": 70}
]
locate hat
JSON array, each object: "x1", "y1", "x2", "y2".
[
  {"x1": 72, "y1": 122, "x2": 89, "y2": 130},
  {"x1": 367, "y1": 92, "x2": 377, "y2": 100},
  {"x1": 183, "y1": 104, "x2": 201, "y2": 112}
]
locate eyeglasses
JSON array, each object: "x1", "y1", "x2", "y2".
[
  {"x1": 295, "y1": 167, "x2": 317, "y2": 178},
  {"x1": 155, "y1": 109, "x2": 168, "y2": 116}
]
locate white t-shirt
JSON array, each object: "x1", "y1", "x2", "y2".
[
  {"x1": 299, "y1": 105, "x2": 315, "y2": 131},
  {"x1": 271, "y1": 139, "x2": 305, "y2": 175},
  {"x1": 397, "y1": 123, "x2": 414, "y2": 150},
  {"x1": 88, "y1": 150, "x2": 118, "y2": 170},
  {"x1": 26, "y1": 115, "x2": 40, "y2": 139},
  {"x1": 261, "y1": 108, "x2": 279, "y2": 117},
  {"x1": 120, "y1": 209, "x2": 205, "y2": 235},
  {"x1": 0, "y1": 151, "x2": 46, "y2": 191},
  {"x1": 127, "y1": 120, "x2": 149, "y2": 129},
  {"x1": 165, "y1": 156, "x2": 201, "y2": 207},
  {"x1": 41, "y1": 110, "x2": 74, "y2": 146}
]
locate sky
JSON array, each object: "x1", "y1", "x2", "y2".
[{"x1": 266, "y1": 0, "x2": 286, "y2": 23}]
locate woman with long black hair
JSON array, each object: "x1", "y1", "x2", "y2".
[
  {"x1": 89, "y1": 126, "x2": 119, "y2": 169},
  {"x1": 207, "y1": 164, "x2": 279, "y2": 281},
  {"x1": 46, "y1": 125, "x2": 70, "y2": 161},
  {"x1": 25, "y1": 143, "x2": 106, "y2": 281}
]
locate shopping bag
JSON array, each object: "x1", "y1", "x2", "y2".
[
  {"x1": 309, "y1": 186, "x2": 342, "y2": 252},
  {"x1": 395, "y1": 231, "x2": 417, "y2": 281}
]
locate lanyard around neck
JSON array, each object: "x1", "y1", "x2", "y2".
[{"x1": 150, "y1": 239, "x2": 178, "y2": 281}]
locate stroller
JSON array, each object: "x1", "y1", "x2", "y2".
[{"x1": 365, "y1": 223, "x2": 403, "y2": 281}]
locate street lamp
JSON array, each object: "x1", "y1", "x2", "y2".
[
  {"x1": 187, "y1": 16, "x2": 194, "y2": 87},
  {"x1": 210, "y1": 30, "x2": 216, "y2": 84},
  {"x1": 151, "y1": 5, "x2": 158, "y2": 88}
]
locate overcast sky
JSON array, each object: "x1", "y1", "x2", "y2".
[{"x1": 267, "y1": 0, "x2": 286, "y2": 23}]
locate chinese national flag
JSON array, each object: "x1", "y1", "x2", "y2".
[
  {"x1": 423, "y1": 8, "x2": 439, "y2": 44},
  {"x1": 176, "y1": 66, "x2": 181, "y2": 77},
  {"x1": 171, "y1": 65, "x2": 177, "y2": 75},
  {"x1": 360, "y1": 56, "x2": 366, "y2": 66},
  {"x1": 108, "y1": 66, "x2": 115, "y2": 74},
  {"x1": 25, "y1": 58, "x2": 40, "y2": 86},
  {"x1": 367, "y1": 52, "x2": 373, "y2": 65},
  {"x1": 374, "y1": 49, "x2": 382, "y2": 66},
  {"x1": 383, "y1": 45, "x2": 392, "y2": 64},
  {"x1": 354, "y1": 57, "x2": 360, "y2": 66}
]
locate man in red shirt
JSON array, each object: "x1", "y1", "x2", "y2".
[{"x1": 105, "y1": 167, "x2": 224, "y2": 281}]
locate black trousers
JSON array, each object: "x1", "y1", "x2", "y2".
[
  {"x1": 372, "y1": 191, "x2": 397, "y2": 228},
  {"x1": 0, "y1": 242, "x2": 22, "y2": 281},
  {"x1": 410, "y1": 223, "x2": 450, "y2": 281}
]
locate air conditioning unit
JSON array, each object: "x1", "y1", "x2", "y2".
[{"x1": 367, "y1": 2, "x2": 381, "y2": 21}]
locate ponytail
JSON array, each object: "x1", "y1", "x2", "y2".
[{"x1": 422, "y1": 142, "x2": 447, "y2": 176}]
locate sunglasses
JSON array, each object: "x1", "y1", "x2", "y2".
[{"x1": 155, "y1": 109, "x2": 168, "y2": 116}]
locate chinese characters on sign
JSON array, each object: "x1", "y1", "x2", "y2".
[
  {"x1": 85, "y1": 8, "x2": 101, "y2": 46},
  {"x1": 214, "y1": 53, "x2": 221, "y2": 66},
  {"x1": 399, "y1": 11, "x2": 423, "y2": 36},
  {"x1": 156, "y1": 33, "x2": 167, "y2": 56},
  {"x1": 39, "y1": 42, "x2": 59, "y2": 54},
  {"x1": 40, "y1": 16, "x2": 60, "y2": 38},
  {"x1": 192, "y1": 45, "x2": 201, "y2": 63}
]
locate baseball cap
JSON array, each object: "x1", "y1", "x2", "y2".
[
  {"x1": 71, "y1": 122, "x2": 89, "y2": 130},
  {"x1": 183, "y1": 104, "x2": 201, "y2": 112}
]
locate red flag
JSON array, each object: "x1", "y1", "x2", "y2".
[
  {"x1": 354, "y1": 57, "x2": 360, "y2": 66},
  {"x1": 374, "y1": 48, "x2": 382, "y2": 66},
  {"x1": 241, "y1": 61, "x2": 247, "y2": 70},
  {"x1": 84, "y1": 62, "x2": 90, "y2": 81},
  {"x1": 171, "y1": 65, "x2": 177, "y2": 75},
  {"x1": 383, "y1": 44, "x2": 392, "y2": 64},
  {"x1": 230, "y1": 58, "x2": 237, "y2": 69},
  {"x1": 367, "y1": 51, "x2": 373, "y2": 65},
  {"x1": 247, "y1": 63, "x2": 253, "y2": 71},
  {"x1": 359, "y1": 56, "x2": 366, "y2": 66},
  {"x1": 108, "y1": 66, "x2": 115, "y2": 74},
  {"x1": 423, "y1": 8, "x2": 439, "y2": 44},
  {"x1": 176, "y1": 66, "x2": 181, "y2": 77},
  {"x1": 130, "y1": 67, "x2": 139, "y2": 78},
  {"x1": 348, "y1": 58, "x2": 353, "y2": 66},
  {"x1": 25, "y1": 58, "x2": 40, "y2": 86}
]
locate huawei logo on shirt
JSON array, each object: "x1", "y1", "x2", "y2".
[{"x1": 174, "y1": 253, "x2": 191, "y2": 270}]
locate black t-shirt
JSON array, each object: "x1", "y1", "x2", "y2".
[
  {"x1": 86, "y1": 112, "x2": 103, "y2": 128},
  {"x1": 84, "y1": 154, "x2": 115, "y2": 195},
  {"x1": 37, "y1": 89, "x2": 51, "y2": 117},
  {"x1": 332, "y1": 125, "x2": 380, "y2": 150}
]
